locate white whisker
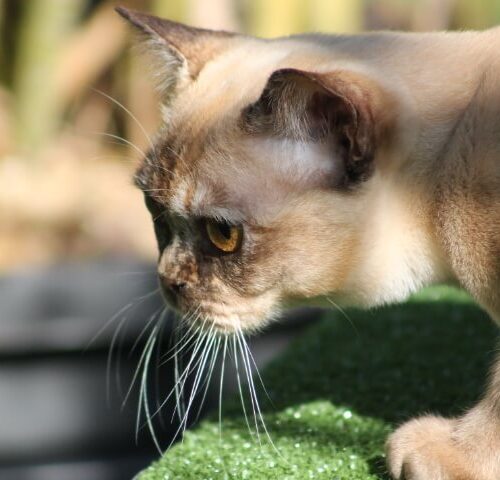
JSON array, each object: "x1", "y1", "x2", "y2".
[
  {"x1": 163, "y1": 326, "x2": 216, "y2": 450},
  {"x1": 148, "y1": 324, "x2": 208, "y2": 423},
  {"x1": 237, "y1": 329, "x2": 284, "y2": 459},
  {"x1": 326, "y1": 297, "x2": 359, "y2": 337},
  {"x1": 129, "y1": 305, "x2": 164, "y2": 357},
  {"x1": 160, "y1": 307, "x2": 201, "y2": 363},
  {"x1": 178, "y1": 328, "x2": 217, "y2": 441},
  {"x1": 122, "y1": 323, "x2": 158, "y2": 411},
  {"x1": 239, "y1": 332, "x2": 274, "y2": 406},
  {"x1": 195, "y1": 335, "x2": 221, "y2": 421},
  {"x1": 219, "y1": 335, "x2": 228, "y2": 440},
  {"x1": 233, "y1": 334, "x2": 256, "y2": 441},
  {"x1": 137, "y1": 325, "x2": 162, "y2": 453},
  {"x1": 91, "y1": 88, "x2": 157, "y2": 160},
  {"x1": 86, "y1": 288, "x2": 159, "y2": 351},
  {"x1": 91, "y1": 131, "x2": 147, "y2": 158}
]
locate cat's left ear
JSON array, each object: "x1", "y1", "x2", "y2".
[
  {"x1": 116, "y1": 7, "x2": 235, "y2": 101},
  {"x1": 242, "y1": 68, "x2": 396, "y2": 186}
]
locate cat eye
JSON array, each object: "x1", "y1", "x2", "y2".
[{"x1": 203, "y1": 218, "x2": 243, "y2": 254}]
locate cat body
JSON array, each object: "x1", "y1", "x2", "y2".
[{"x1": 118, "y1": 8, "x2": 499, "y2": 479}]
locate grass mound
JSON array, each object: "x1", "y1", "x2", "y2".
[{"x1": 138, "y1": 287, "x2": 497, "y2": 479}]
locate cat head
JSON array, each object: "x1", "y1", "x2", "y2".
[{"x1": 117, "y1": 7, "x2": 400, "y2": 333}]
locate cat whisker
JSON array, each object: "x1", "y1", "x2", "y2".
[
  {"x1": 162, "y1": 325, "x2": 216, "y2": 450},
  {"x1": 86, "y1": 288, "x2": 159, "y2": 351},
  {"x1": 137, "y1": 324, "x2": 162, "y2": 453},
  {"x1": 238, "y1": 332, "x2": 275, "y2": 407},
  {"x1": 160, "y1": 309, "x2": 202, "y2": 365},
  {"x1": 148, "y1": 323, "x2": 207, "y2": 424},
  {"x1": 91, "y1": 131, "x2": 148, "y2": 158},
  {"x1": 91, "y1": 88, "x2": 157, "y2": 162},
  {"x1": 153, "y1": 313, "x2": 170, "y2": 430},
  {"x1": 325, "y1": 297, "x2": 359, "y2": 337},
  {"x1": 120, "y1": 305, "x2": 168, "y2": 409},
  {"x1": 232, "y1": 333, "x2": 257, "y2": 442},
  {"x1": 128, "y1": 305, "x2": 165, "y2": 358},
  {"x1": 237, "y1": 328, "x2": 283, "y2": 459},
  {"x1": 139, "y1": 313, "x2": 187, "y2": 441},
  {"x1": 141, "y1": 187, "x2": 173, "y2": 192},
  {"x1": 194, "y1": 334, "x2": 222, "y2": 422},
  {"x1": 171, "y1": 322, "x2": 206, "y2": 421},
  {"x1": 122, "y1": 320, "x2": 159, "y2": 411},
  {"x1": 236, "y1": 330, "x2": 262, "y2": 446},
  {"x1": 88, "y1": 154, "x2": 139, "y2": 164},
  {"x1": 160, "y1": 306, "x2": 200, "y2": 361},
  {"x1": 98, "y1": 289, "x2": 160, "y2": 405},
  {"x1": 171, "y1": 314, "x2": 188, "y2": 422},
  {"x1": 218, "y1": 335, "x2": 228, "y2": 440},
  {"x1": 178, "y1": 326, "x2": 217, "y2": 442},
  {"x1": 172, "y1": 313, "x2": 206, "y2": 421},
  {"x1": 106, "y1": 313, "x2": 131, "y2": 405},
  {"x1": 173, "y1": 333, "x2": 183, "y2": 423},
  {"x1": 132, "y1": 312, "x2": 278, "y2": 454}
]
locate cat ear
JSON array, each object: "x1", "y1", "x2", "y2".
[
  {"x1": 116, "y1": 7, "x2": 235, "y2": 101},
  {"x1": 242, "y1": 68, "x2": 395, "y2": 186}
]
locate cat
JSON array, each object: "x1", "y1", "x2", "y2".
[{"x1": 117, "y1": 7, "x2": 500, "y2": 479}]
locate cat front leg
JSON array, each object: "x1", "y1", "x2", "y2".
[{"x1": 386, "y1": 359, "x2": 500, "y2": 480}]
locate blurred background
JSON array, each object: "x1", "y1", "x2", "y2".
[{"x1": 0, "y1": 1, "x2": 499, "y2": 479}]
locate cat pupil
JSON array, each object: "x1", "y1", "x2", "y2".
[{"x1": 218, "y1": 221, "x2": 231, "y2": 239}]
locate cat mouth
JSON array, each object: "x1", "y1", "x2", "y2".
[
  {"x1": 195, "y1": 309, "x2": 249, "y2": 333},
  {"x1": 161, "y1": 297, "x2": 249, "y2": 333},
  {"x1": 194, "y1": 302, "x2": 278, "y2": 335},
  {"x1": 159, "y1": 285, "x2": 280, "y2": 334}
]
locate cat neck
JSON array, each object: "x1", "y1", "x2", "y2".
[{"x1": 337, "y1": 172, "x2": 454, "y2": 308}]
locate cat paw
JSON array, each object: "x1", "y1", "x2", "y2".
[{"x1": 385, "y1": 416, "x2": 473, "y2": 480}]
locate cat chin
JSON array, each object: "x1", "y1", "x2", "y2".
[
  {"x1": 159, "y1": 294, "x2": 281, "y2": 335},
  {"x1": 158, "y1": 284, "x2": 277, "y2": 333},
  {"x1": 195, "y1": 307, "x2": 280, "y2": 335}
]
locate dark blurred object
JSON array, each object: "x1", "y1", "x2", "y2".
[
  {"x1": 0, "y1": 258, "x2": 318, "y2": 480},
  {"x1": 0, "y1": 259, "x2": 173, "y2": 480}
]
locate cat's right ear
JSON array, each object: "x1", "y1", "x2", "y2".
[
  {"x1": 241, "y1": 68, "x2": 397, "y2": 187},
  {"x1": 116, "y1": 7, "x2": 235, "y2": 102}
]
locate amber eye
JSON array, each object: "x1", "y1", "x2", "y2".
[{"x1": 204, "y1": 218, "x2": 243, "y2": 253}]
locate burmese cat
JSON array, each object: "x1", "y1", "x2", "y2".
[{"x1": 117, "y1": 7, "x2": 500, "y2": 479}]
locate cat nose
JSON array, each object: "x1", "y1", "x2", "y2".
[
  {"x1": 159, "y1": 275, "x2": 187, "y2": 305},
  {"x1": 167, "y1": 281, "x2": 187, "y2": 295}
]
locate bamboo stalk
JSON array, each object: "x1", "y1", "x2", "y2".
[
  {"x1": 54, "y1": 1, "x2": 128, "y2": 107},
  {"x1": 187, "y1": 0, "x2": 240, "y2": 31},
  {"x1": 152, "y1": 0, "x2": 186, "y2": 21},
  {"x1": 454, "y1": 0, "x2": 500, "y2": 29},
  {"x1": 0, "y1": 0, "x2": 5, "y2": 85},
  {"x1": 247, "y1": 0, "x2": 307, "y2": 37},
  {"x1": 411, "y1": 0, "x2": 454, "y2": 31},
  {"x1": 124, "y1": 52, "x2": 160, "y2": 159},
  {"x1": 13, "y1": 0, "x2": 85, "y2": 152},
  {"x1": 308, "y1": 0, "x2": 364, "y2": 33},
  {"x1": 0, "y1": 86, "x2": 12, "y2": 155}
]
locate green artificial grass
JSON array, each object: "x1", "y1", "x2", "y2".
[{"x1": 138, "y1": 287, "x2": 497, "y2": 480}]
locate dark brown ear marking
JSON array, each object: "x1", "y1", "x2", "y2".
[
  {"x1": 243, "y1": 68, "x2": 393, "y2": 185},
  {"x1": 115, "y1": 6, "x2": 235, "y2": 80}
]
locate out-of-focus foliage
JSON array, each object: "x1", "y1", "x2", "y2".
[{"x1": 0, "y1": 0, "x2": 499, "y2": 272}]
